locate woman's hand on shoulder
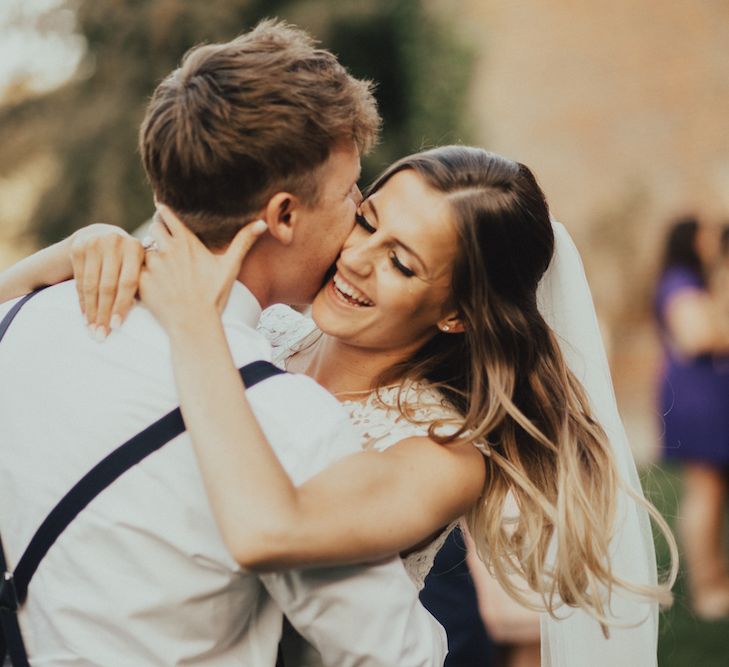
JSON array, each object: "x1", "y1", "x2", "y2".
[
  {"x1": 68, "y1": 223, "x2": 144, "y2": 337},
  {"x1": 139, "y1": 205, "x2": 267, "y2": 334}
]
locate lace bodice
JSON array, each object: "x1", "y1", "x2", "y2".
[{"x1": 258, "y1": 304, "x2": 463, "y2": 590}]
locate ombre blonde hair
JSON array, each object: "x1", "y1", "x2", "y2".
[{"x1": 371, "y1": 146, "x2": 677, "y2": 627}]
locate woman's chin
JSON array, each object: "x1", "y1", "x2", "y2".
[
  {"x1": 311, "y1": 293, "x2": 347, "y2": 337},
  {"x1": 311, "y1": 286, "x2": 369, "y2": 340}
]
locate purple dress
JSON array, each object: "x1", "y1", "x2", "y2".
[{"x1": 656, "y1": 267, "x2": 729, "y2": 467}]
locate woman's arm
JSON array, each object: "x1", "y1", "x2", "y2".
[
  {"x1": 0, "y1": 238, "x2": 73, "y2": 303},
  {"x1": 0, "y1": 224, "x2": 143, "y2": 335},
  {"x1": 168, "y1": 314, "x2": 485, "y2": 571},
  {"x1": 140, "y1": 207, "x2": 486, "y2": 571},
  {"x1": 665, "y1": 289, "x2": 729, "y2": 356}
]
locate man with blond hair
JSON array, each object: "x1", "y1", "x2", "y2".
[{"x1": 0, "y1": 20, "x2": 446, "y2": 666}]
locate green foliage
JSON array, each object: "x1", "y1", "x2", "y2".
[
  {"x1": 0, "y1": 0, "x2": 473, "y2": 244},
  {"x1": 642, "y1": 464, "x2": 729, "y2": 666}
]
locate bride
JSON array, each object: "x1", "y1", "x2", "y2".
[{"x1": 1, "y1": 145, "x2": 676, "y2": 665}]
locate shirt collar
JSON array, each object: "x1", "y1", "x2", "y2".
[{"x1": 222, "y1": 281, "x2": 262, "y2": 329}]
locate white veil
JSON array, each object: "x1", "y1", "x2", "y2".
[{"x1": 536, "y1": 222, "x2": 659, "y2": 666}]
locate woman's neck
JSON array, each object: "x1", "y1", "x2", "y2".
[{"x1": 293, "y1": 334, "x2": 417, "y2": 397}]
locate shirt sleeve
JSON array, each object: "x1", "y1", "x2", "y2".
[
  {"x1": 247, "y1": 373, "x2": 447, "y2": 665},
  {"x1": 245, "y1": 372, "x2": 363, "y2": 485},
  {"x1": 260, "y1": 558, "x2": 447, "y2": 667}
]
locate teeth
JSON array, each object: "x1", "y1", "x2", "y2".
[{"x1": 333, "y1": 274, "x2": 374, "y2": 306}]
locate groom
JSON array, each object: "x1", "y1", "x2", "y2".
[{"x1": 0, "y1": 21, "x2": 446, "y2": 666}]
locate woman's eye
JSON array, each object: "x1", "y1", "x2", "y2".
[
  {"x1": 389, "y1": 252, "x2": 416, "y2": 278},
  {"x1": 355, "y1": 212, "x2": 377, "y2": 234}
]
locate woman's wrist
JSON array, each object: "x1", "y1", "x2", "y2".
[{"x1": 166, "y1": 304, "x2": 223, "y2": 345}]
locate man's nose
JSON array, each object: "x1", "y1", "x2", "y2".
[{"x1": 352, "y1": 185, "x2": 363, "y2": 206}]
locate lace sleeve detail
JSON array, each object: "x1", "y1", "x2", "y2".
[
  {"x1": 343, "y1": 384, "x2": 464, "y2": 452},
  {"x1": 402, "y1": 521, "x2": 459, "y2": 591},
  {"x1": 338, "y1": 384, "x2": 469, "y2": 590},
  {"x1": 257, "y1": 304, "x2": 318, "y2": 368}
]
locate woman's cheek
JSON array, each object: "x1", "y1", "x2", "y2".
[{"x1": 382, "y1": 279, "x2": 419, "y2": 319}]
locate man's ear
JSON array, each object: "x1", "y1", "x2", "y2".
[{"x1": 261, "y1": 192, "x2": 303, "y2": 246}]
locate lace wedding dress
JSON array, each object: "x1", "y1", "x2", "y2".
[
  {"x1": 258, "y1": 304, "x2": 464, "y2": 591},
  {"x1": 258, "y1": 305, "x2": 480, "y2": 667},
  {"x1": 258, "y1": 305, "x2": 471, "y2": 666}
]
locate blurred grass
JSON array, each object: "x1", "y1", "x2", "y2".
[{"x1": 642, "y1": 463, "x2": 729, "y2": 666}]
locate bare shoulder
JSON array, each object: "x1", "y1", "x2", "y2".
[{"x1": 381, "y1": 435, "x2": 487, "y2": 506}]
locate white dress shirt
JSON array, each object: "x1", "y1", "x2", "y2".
[{"x1": 0, "y1": 281, "x2": 446, "y2": 666}]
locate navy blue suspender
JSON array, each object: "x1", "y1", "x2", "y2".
[{"x1": 0, "y1": 288, "x2": 284, "y2": 666}]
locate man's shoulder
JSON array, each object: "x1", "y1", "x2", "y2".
[
  {"x1": 249, "y1": 372, "x2": 361, "y2": 483},
  {"x1": 253, "y1": 371, "x2": 350, "y2": 427}
]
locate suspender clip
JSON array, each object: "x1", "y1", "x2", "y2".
[{"x1": 0, "y1": 571, "x2": 19, "y2": 612}]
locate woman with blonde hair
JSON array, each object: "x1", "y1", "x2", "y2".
[{"x1": 1, "y1": 146, "x2": 676, "y2": 665}]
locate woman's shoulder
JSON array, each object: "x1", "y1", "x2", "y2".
[
  {"x1": 656, "y1": 266, "x2": 705, "y2": 318},
  {"x1": 347, "y1": 382, "x2": 465, "y2": 452},
  {"x1": 257, "y1": 304, "x2": 318, "y2": 364}
]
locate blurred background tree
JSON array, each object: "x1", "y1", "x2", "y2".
[{"x1": 0, "y1": 0, "x2": 473, "y2": 246}]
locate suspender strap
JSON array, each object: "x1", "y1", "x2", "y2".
[
  {"x1": 0, "y1": 561, "x2": 29, "y2": 667},
  {"x1": 12, "y1": 359, "x2": 284, "y2": 605},
  {"x1": 0, "y1": 287, "x2": 285, "y2": 665},
  {"x1": 0, "y1": 288, "x2": 48, "y2": 343},
  {"x1": 0, "y1": 289, "x2": 48, "y2": 666}
]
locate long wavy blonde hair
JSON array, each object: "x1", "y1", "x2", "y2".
[{"x1": 371, "y1": 146, "x2": 677, "y2": 627}]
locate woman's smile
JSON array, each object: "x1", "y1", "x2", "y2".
[{"x1": 331, "y1": 272, "x2": 374, "y2": 307}]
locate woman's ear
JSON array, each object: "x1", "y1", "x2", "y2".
[
  {"x1": 437, "y1": 312, "x2": 466, "y2": 334},
  {"x1": 261, "y1": 192, "x2": 303, "y2": 246}
]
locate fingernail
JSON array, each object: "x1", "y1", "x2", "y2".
[
  {"x1": 110, "y1": 314, "x2": 122, "y2": 330},
  {"x1": 87, "y1": 324, "x2": 95, "y2": 339},
  {"x1": 251, "y1": 219, "x2": 267, "y2": 234},
  {"x1": 94, "y1": 326, "x2": 107, "y2": 342}
]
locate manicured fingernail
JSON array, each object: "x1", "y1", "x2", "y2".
[
  {"x1": 94, "y1": 326, "x2": 107, "y2": 342},
  {"x1": 110, "y1": 314, "x2": 122, "y2": 330},
  {"x1": 251, "y1": 219, "x2": 267, "y2": 234}
]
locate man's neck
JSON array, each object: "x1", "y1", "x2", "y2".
[{"x1": 236, "y1": 244, "x2": 278, "y2": 309}]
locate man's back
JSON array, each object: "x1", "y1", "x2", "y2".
[
  {"x1": 0, "y1": 282, "x2": 339, "y2": 665},
  {"x1": 0, "y1": 282, "x2": 447, "y2": 667}
]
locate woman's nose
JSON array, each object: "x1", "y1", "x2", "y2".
[{"x1": 340, "y1": 231, "x2": 373, "y2": 277}]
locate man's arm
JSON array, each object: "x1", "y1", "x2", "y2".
[{"x1": 261, "y1": 559, "x2": 447, "y2": 667}]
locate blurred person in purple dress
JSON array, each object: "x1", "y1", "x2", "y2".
[{"x1": 655, "y1": 215, "x2": 729, "y2": 619}]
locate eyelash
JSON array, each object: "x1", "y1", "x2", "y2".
[
  {"x1": 389, "y1": 252, "x2": 416, "y2": 277},
  {"x1": 355, "y1": 212, "x2": 416, "y2": 278},
  {"x1": 355, "y1": 212, "x2": 376, "y2": 234}
]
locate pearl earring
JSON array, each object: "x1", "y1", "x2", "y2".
[{"x1": 442, "y1": 324, "x2": 450, "y2": 332}]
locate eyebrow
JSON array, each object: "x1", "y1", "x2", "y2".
[{"x1": 367, "y1": 199, "x2": 428, "y2": 273}]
